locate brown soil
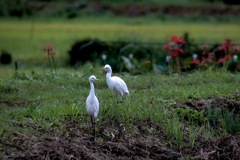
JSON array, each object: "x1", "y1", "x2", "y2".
[
  {"x1": 0, "y1": 100, "x2": 31, "y2": 107},
  {"x1": 1, "y1": 118, "x2": 240, "y2": 159},
  {"x1": 183, "y1": 94, "x2": 240, "y2": 112}
]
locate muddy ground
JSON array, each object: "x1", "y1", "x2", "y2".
[{"x1": 1, "y1": 95, "x2": 240, "y2": 160}]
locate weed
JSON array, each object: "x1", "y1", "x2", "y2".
[{"x1": 43, "y1": 43, "x2": 57, "y2": 73}]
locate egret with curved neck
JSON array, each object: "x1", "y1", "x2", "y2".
[
  {"x1": 86, "y1": 75, "x2": 99, "y2": 140},
  {"x1": 101, "y1": 64, "x2": 130, "y2": 103}
]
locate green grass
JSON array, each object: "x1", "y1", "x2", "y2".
[{"x1": 0, "y1": 68, "x2": 240, "y2": 150}]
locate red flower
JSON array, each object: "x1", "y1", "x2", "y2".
[
  {"x1": 170, "y1": 48, "x2": 184, "y2": 58},
  {"x1": 233, "y1": 46, "x2": 240, "y2": 54},
  {"x1": 219, "y1": 44, "x2": 229, "y2": 52},
  {"x1": 171, "y1": 35, "x2": 185, "y2": 45},
  {"x1": 43, "y1": 43, "x2": 55, "y2": 55},
  {"x1": 225, "y1": 54, "x2": 232, "y2": 60},
  {"x1": 175, "y1": 48, "x2": 184, "y2": 54},
  {"x1": 217, "y1": 58, "x2": 225, "y2": 64},
  {"x1": 219, "y1": 38, "x2": 235, "y2": 53},
  {"x1": 191, "y1": 59, "x2": 201, "y2": 65},
  {"x1": 171, "y1": 52, "x2": 179, "y2": 58},
  {"x1": 163, "y1": 42, "x2": 172, "y2": 51},
  {"x1": 202, "y1": 58, "x2": 212, "y2": 63}
]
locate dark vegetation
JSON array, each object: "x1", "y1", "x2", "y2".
[
  {"x1": 68, "y1": 36, "x2": 240, "y2": 74},
  {"x1": 68, "y1": 39, "x2": 153, "y2": 73},
  {"x1": 0, "y1": 50, "x2": 12, "y2": 65},
  {"x1": 1, "y1": 0, "x2": 240, "y2": 18}
]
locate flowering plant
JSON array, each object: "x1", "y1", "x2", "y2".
[
  {"x1": 43, "y1": 43, "x2": 56, "y2": 72},
  {"x1": 217, "y1": 38, "x2": 240, "y2": 71},
  {"x1": 163, "y1": 35, "x2": 185, "y2": 74}
]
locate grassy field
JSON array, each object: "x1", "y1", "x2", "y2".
[{"x1": 0, "y1": 68, "x2": 240, "y2": 158}]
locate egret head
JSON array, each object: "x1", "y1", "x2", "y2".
[
  {"x1": 89, "y1": 75, "x2": 98, "y2": 82},
  {"x1": 101, "y1": 64, "x2": 111, "y2": 72}
]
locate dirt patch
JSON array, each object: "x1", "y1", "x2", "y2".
[
  {"x1": 180, "y1": 93, "x2": 240, "y2": 111},
  {"x1": 196, "y1": 134, "x2": 240, "y2": 160},
  {"x1": 1, "y1": 117, "x2": 240, "y2": 159},
  {"x1": 1, "y1": 120, "x2": 180, "y2": 160},
  {"x1": 0, "y1": 100, "x2": 30, "y2": 107}
]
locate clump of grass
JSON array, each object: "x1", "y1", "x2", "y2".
[
  {"x1": 176, "y1": 107, "x2": 206, "y2": 124},
  {"x1": 206, "y1": 106, "x2": 240, "y2": 136},
  {"x1": 188, "y1": 125, "x2": 203, "y2": 149}
]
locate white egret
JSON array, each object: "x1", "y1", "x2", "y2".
[
  {"x1": 86, "y1": 75, "x2": 99, "y2": 139},
  {"x1": 101, "y1": 64, "x2": 130, "y2": 103}
]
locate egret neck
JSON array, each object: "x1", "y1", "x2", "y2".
[
  {"x1": 106, "y1": 67, "x2": 112, "y2": 84},
  {"x1": 90, "y1": 81, "x2": 95, "y2": 97}
]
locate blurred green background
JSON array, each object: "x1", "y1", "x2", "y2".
[{"x1": 0, "y1": 0, "x2": 240, "y2": 78}]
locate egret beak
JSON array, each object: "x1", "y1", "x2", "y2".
[
  {"x1": 95, "y1": 78, "x2": 100, "y2": 81},
  {"x1": 100, "y1": 67, "x2": 105, "y2": 70}
]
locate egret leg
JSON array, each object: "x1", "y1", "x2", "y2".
[
  {"x1": 89, "y1": 116, "x2": 93, "y2": 134},
  {"x1": 91, "y1": 116, "x2": 96, "y2": 141},
  {"x1": 117, "y1": 96, "x2": 124, "y2": 103},
  {"x1": 115, "y1": 95, "x2": 120, "y2": 104},
  {"x1": 122, "y1": 96, "x2": 124, "y2": 103},
  {"x1": 93, "y1": 121, "x2": 96, "y2": 140}
]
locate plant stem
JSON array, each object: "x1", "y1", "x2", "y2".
[
  {"x1": 176, "y1": 57, "x2": 181, "y2": 74},
  {"x1": 48, "y1": 54, "x2": 53, "y2": 72},
  {"x1": 52, "y1": 55, "x2": 56, "y2": 73}
]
